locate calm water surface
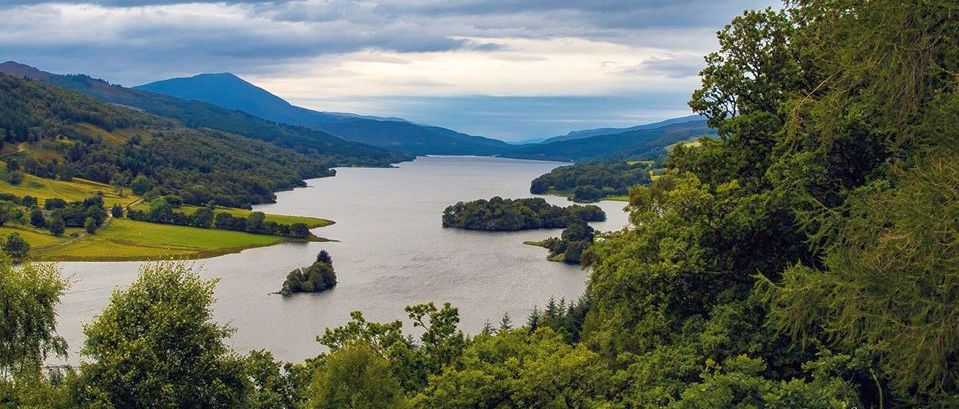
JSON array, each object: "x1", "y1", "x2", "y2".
[{"x1": 53, "y1": 156, "x2": 629, "y2": 364}]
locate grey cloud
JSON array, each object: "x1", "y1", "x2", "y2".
[{"x1": 625, "y1": 55, "x2": 706, "y2": 78}]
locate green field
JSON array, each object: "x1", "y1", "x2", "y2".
[
  {"x1": 0, "y1": 170, "x2": 334, "y2": 261},
  {"x1": 34, "y1": 219, "x2": 320, "y2": 261},
  {"x1": 0, "y1": 170, "x2": 138, "y2": 208}
]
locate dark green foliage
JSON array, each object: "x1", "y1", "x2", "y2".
[
  {"x1": 2, "y1": 233, "x2": 30, "y2": 260},
  {"x1": 47, "y1": 217, "x2": 65, "y2": 236},
  {"x1": 110, "y1": 203, "x2": 123, "y2": 218},
  {"x1": 0, "y1": 202, "x2": 16, "y2": 227},
  {"x1": 20, "y1": 195, "x2": 36, "y2": 207},
  {"x1": 316, "y1": 250, "x2": 332, "y2": 265},
  {"x1": 282, "y1": 254, "x2": 337, "y2": 295},
  {"x1": 43, "y1": 198, "x2": 66, "y2": 210},
  {"x1": 530, "y1": 160, "x2": 653, "y2": 202},
  {"x1": 307, "y1": 342, "x2": 408, "y2": 409},
  {"x1": 130, "y1": 174, "x2": 152, "y2": 195},
  {"x1": 535, "y1": 220, "x2": 596, "y2": 265},
  {"x1": 6, "y1": 171, "x2": 22, "y2": 185},
  {"x1": 190, "y1": 206, "x2": 212, "y2": 228},
  {"x1": 442, "y1": 196, "x2": 605, "y2": 231},
  {"x1": 318, "y1": 302, "x2": 466, "y2": 394},
  {"x1": 83, "y1": 217, "x2": 97, "y2": 234},
  {"x1": 29, "y1": 206, "x2": 45, "y2": 227},
  {"x1": 0, "y1": 257, "x2": 67, "y2": 376}
]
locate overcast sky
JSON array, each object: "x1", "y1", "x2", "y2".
[{"x1": 1, "y1": 0, "x2": 779, "y2": 140}]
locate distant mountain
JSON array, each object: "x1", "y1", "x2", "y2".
[
  {"x1": 501, "y1": 120, "x2": 714, "y2": 162},
  {"x1": 136, "y1": 73, "x2": 511, "y2": 155},
  {"x1": 0, "y1": 61, "x2": 405, "y2": 167},
  {"x1": 542, "y1": 115, "x2": 704, "y2": 144}
]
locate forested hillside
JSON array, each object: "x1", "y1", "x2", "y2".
[
  {"x1": 0, "y1": 63, "x2": 407, "y2": 167},
  {"x1": 3, "y1": 1, "x2": 958, "y2": 408},
  {"x1": 0, "y1": 74, "x2": 331, "y2": 207}
]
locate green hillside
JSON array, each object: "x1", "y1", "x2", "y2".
[{"x1": 0, "y1": 73, "x2": 331, "y2": 208}]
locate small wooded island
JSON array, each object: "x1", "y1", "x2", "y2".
[
  {"x1": 441, "y1": 196, "x2": 605, "y2": 231},
  {"x1": 281, "y1": 250, "x2": 337, "y2": 295},
  {"x1": 526, "y1": 220, "x2": 596, "y2": 265}
]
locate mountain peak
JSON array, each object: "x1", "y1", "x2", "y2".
[{"x1": 0, "y1": 61, "x2": 54, "y2": 80}]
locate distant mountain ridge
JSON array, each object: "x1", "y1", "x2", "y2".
[
  {"x1": 136, "y1": 73, "x2": 511, "y2": 155},
  {"x1": 0, "y1": 61, "x2": 404, "y2": 167},
  {"x1": 542, "y1": 115, "x2": 704, "y2": 144},
  {"x1": 501, "y1": 119, "x2": 714, "y2": 162}
]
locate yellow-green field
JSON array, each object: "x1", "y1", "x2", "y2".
[
  {"x1": 0, "y1": 170, "x2": 334, "y2": 261},
  {"x1": 6, "y1": 219, "x2": 329, "y2": 262},
  {"x1": 0, "y1": 172, "x2": 138, "y2": 208}
]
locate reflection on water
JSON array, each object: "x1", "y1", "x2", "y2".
[{"x1": 54, "y1": 156, "x2": 629, "y2": 364}]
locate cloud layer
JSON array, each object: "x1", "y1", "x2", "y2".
[{"x1": 0, "y1": 0, "x2": 779, "y2": 139}]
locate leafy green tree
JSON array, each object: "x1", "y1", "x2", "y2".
[
  {"x1": 316, "y1": 250, "x2": 332, "y2": 266},
  {"x1": 246, "y1": 211, "x2": 266, "y2": 233},
  {"x1": 76, "y1": 262, "x2": 246, "y2": 408},
  {"x1": 110, "y1": 203, "x2": 123, "y2": 218},
  {"x1": 29, "y1": 206, "x2": 45, "y2": 228},
  {"x1": 319, "y1": 303, "x2": 465, "y2": 393},
  {"x1": 83, "y1": 217, "x2": 97, "y2": 234},
  {"x1": 242, "y1": 350, "x2": 302, "y2": 409},
  {"x1": 7, "y1": 171, "x2": 23, "y2": 185},
  {"x1": 289, "y1": 223, "x2": 310, "y2": 239},
  {"x1": 761, "y1": 154, "x2": 959, "y2": 399},
  {"x1": 47, "y1": 217, "x2": 65, "y2": 236},
  {"x1": 191, "y1": 207, "x2": 213, "y2": 228},
  {"x1": 413, "y1": 329, "x2": 611, "y2": 408},
  {"x1": 130, "y1": 175, "x2": 153, "y2": 196},
  {"x1": 3, "y1": 233, "x2": 30, "y2": 260},
  {"x1": 0, "y1": 256, "x2": 67, "y2": 377},
  {"x1": 307, "y1": 341, "x2": 408, "y2": 409},
  {"x1": 0, "y1": 201, "x2": 17, "y2": 227}
]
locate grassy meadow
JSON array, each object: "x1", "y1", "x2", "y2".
[{"x1": 0, "y1": 171, "x2": 333, "y2": 261}]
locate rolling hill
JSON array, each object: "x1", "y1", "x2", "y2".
[
  {"x1": 501, "y1": 120, "x2": 714, "y2": 162},
  {"x1": 137, "y1": 73, "x2": 511, "y2": 155},
  {"x1": 0, "y1": 61, "x2": 406, "y2": 167}
]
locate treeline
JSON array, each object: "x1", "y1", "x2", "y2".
[
  {"x1": 0, "y1": 74, "x2": 332, "y2": 208},
  {"x1": 0, "y1": 193, "x2": 107, "y2": 236},
  {"x1": 530, "y1": 160, "x2": 653, "y2": 202},
  {"x1": 442, "y1": 196, "x2": 605, "y2": 231},
  {"x1": 125, "y1": 198, "x2": 312, "y2": 239}
]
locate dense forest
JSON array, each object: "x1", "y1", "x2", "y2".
[
  {"x1": 441, "y1": 196, "x2": 605, "y2": 231},
  {"x1": 0, "y1": 74, "x2": 332, "y2": 208},
  {"x1": 2, "y1": 1, "x2": 958, "y2": 408},
  {"x1": 530, "y1": 161, "x2": 654, "y2": 202}
]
